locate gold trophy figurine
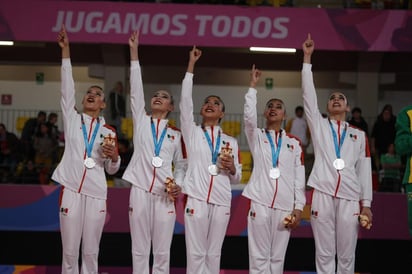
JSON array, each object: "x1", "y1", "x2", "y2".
[
  {"x1": 358, "y1": 214, "x2": 372, "y2": 229},
  {"x1": 219, "y1": 142, "x2": 233, "y2": 170},
  {"x1": 283, "y1": 214, "x2": 296, "y2": 228},
  {"x1": 101, "y1": 133, "x2": 115, "y2": 158},
  {"x1": 165, "y1": 177, "x2": 177, "y2": 201}
]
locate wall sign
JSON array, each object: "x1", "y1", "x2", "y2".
[{"x1": 1, "y1": 94, "x2": 12, "y2": 105}]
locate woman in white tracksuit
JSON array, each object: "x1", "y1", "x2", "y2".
[
  {"x1": 122, "y1": 31, "x2": 187, "y2": 274},
  {"x1": 242, "y1": 65, "x2": 306, "y2": 274},
  {"x1": 52, "y1": 26, "x2": 121, "y2": 274},
  {"x1": 302, "y1": 34, "x2": 373, "y2": 274},
  {"x1": 179, "y1": 46, "x2": 242, "y2": 274}
]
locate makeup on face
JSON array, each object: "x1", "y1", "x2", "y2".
[{"x1": 329, "y1": 93, "x2": 347, "y2": 103}]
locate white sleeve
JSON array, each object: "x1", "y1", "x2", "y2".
[
  {"x1": 130, "y1": 60, "x2": 147, "y2": 131},
  {"x1": 244, "y1": 88, "x2": 258, "y2": 151},
  {"x1": 179, "y1": 72, "x2": 196, "y2": 142}
]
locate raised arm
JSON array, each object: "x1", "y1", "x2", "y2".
[
  {"x1": 129, "y1": 30, "x2": 139, "y2": 61},
  {"x1": 243, "y1": 65, "x2": 262, "y2": 160},
  {"x1": 57, "y1": 25, "x2": 70, "y2": 59},
  {"x1": 302, "y1": 33, "x2": 314, "y2": 64},
  {"x1": 187, "y1": 45, "x2": 202, "y2": 73},
  {"x1": 250, "y1": 64, "x2": 261, "y2": 89},
  {"x1": 128, "y1": 31, "x2": 146, "y2": 125},
  {"x1": 244, "y1": 64, "x2": 261, "y2": 143},
  {"x1": 301, "y1": 33, "x2": 320, "y2": 127},
  {"x1": 57, "y1": 25, "x2": 76, "y2": 119},
  {"x1": 180, "y1": 46, "x2": 202, "y2": 139}
]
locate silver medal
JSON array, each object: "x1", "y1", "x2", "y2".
[
  {"x1": 269, "y1": 167, "x2": 280, "y2": 179},
  {"x1": 84, "y1": 157, "x2": 96, "y2": 169},
  {"x1": 208, "y1": 164, "x2": 219, "y2": 176},
  {"x1": 333, "y1": 158, "x2": 345, "y2": 170},
  {"x1": 152, "y1": 156, "x2": 163, "y2": 168}
]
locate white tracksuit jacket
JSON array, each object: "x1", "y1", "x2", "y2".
[
  {"x1": 52, "y1": 58, "x2": 120, "y2": 199},
  {"x1": 302, "y1": 63, "x2": 372, "y2": 205},
  {"x1": 242, "y1": 88, "x2": 306, "y2": 212},
  {"x1": 122, "y1": 60, "x2": 186, "y2": 193},
  {"x1": 179, "y1": 72, "x2": 242, "y2": 206}
]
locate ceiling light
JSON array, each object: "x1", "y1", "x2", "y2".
[
  {"x1": 0, "y1": 41, "x2": 14, "y2": 46},
  {"x1": 249, "y1": 47, "x2": 296, "y2": 53}
]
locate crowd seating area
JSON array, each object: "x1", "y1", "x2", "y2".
[
  {"x1": 0, "y1": 108, "x2": 388, "y2": 189},
  {"x1": 1, "y1": 109, "x2": 263, "y2": 185}
]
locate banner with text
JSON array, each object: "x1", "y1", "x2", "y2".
[{"x1": 0, "y1": 1, "x2": 411, "y2": 51}]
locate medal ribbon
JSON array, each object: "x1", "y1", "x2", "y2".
[
  {"x1": 329, "y1": 120, "x2": 347, "y2": 159},
  {"x1": 265, "y1": 129, "x2": 282, "y2": 168},
  {"x1": 81, "y1": 114, "x2": 100, "y2": 158},
  {"x1": 203, "y1": 126, "x2": 221, "y2": 165},
  {"x1": 151, "y1": 118, "x2": 168, "y2": 157}
]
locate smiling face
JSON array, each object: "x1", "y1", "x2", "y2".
[
  {"x1": 200, "y1": 95, "x2": 225, "y2": 125},
  {"x1": 264, "y1": 99, "x2": 286, "y2": 124},
  {"x1": 82, "y1": 86, "x2": 106, "y2": 116},
  {"x1": 150, "y1": 90, "x2": 174, "y2": 117},
  {"x1": 327, "y1": 92, "x2": 349, "y2": 115}
]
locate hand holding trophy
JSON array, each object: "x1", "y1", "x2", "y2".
[
  {"x1": 283, "y1": 214, "x2": 296, "y2": 228},
  {"x1": 165, "y1": 177, "x2": 177, "y2": 201},
  {"x1": 101, "y1": 133, "x2": 116, "y2": 158},
  {"x1": 218, "y1": 142, "x2": 233, "y2": 172},
  {"x1": 358, "y1": 214, "x2": 372, "y2": 229}
]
